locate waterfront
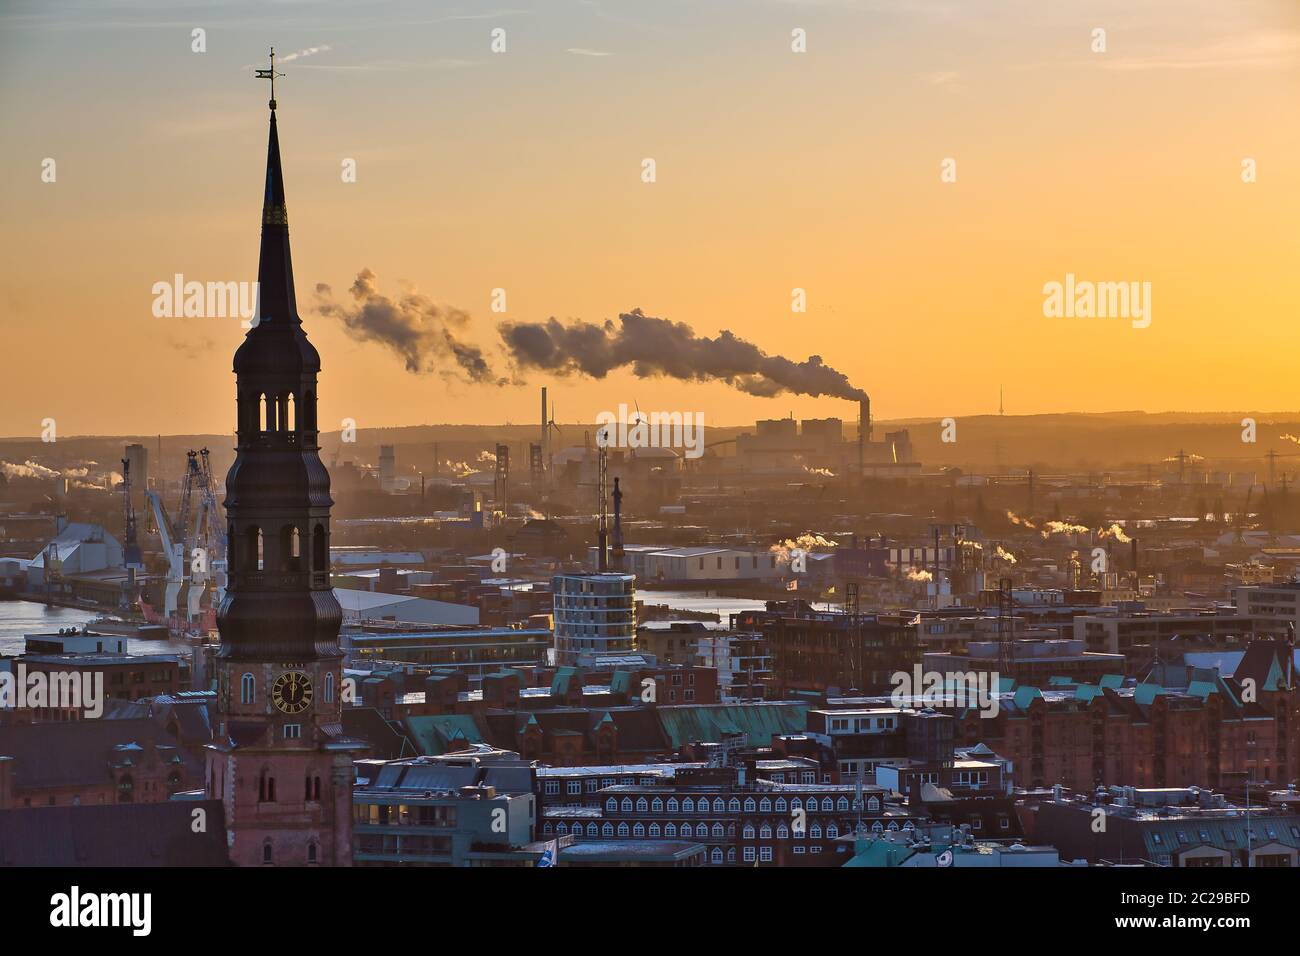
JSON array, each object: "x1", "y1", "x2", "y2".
[
  {"x1": 0, "y1": 600, "x2": 192, "y2": 659},
  {"x1": 637, "y1": 589, "x2": 770, "y2": 619}
]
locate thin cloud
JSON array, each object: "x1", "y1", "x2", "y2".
[
  {"x1": 279, "y1": 44, "x2": 332, "y2": 63},
  {"x1": 294, "y1": 58, "x2": 474, "y2": 72},
  {"x1": 239, "y1": 46, "x2": 332, "y2": 70},
  {"x1": 566, "y1": 47, "x2": 613, "y2": 57}
]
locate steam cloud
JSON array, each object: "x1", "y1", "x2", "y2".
[
  {"x1": 315, "y1": 277, "x2": 869, "y2": 404},
  {"x1": 313, "y1": 270, "x2": 499, "y2": 384},
  {"x1": 769, "y1": 531, "x2": 837, "y2": 566},
  {"x1": 1098, "y1": 523, "x2": 1132, "y2": 544},
  {"x1": 499, "y1": 309, "x2": 867, "y2": 401}
]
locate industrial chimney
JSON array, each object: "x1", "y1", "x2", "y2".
[
  {"x1": 611, "y1": 477, "x2": 625, "y2": 569},
  {"x1": 858, "y1": 397, "x2": 871, "y2": 474}
]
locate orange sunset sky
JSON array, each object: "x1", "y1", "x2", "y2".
[{"x1": 1, "y1": 0, "x2": 1298, "y2": 437}]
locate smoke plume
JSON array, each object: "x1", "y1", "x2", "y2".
[
  {"x1": 500, "y1": 309, "x2": 867, "y2": 401},
  {"x1": 313, "y1": 270, "x2": 499, "y2": 384},
  {"x1": 1006, "y1": 510, "x2": 1036, "y2": 530},
  {"x1": 1041, "y1": 521, "x2": 1090, "y2": 538}
]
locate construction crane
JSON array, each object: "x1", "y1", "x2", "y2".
[
  {"x1": 145, "y1": 487, "x2": 186, "y2": 623},
  {"x1": 194, "y1": 447, "x2": 228, "y2": 606},
  {"x1": 178, "y1": 450, "x2": 199, "y2": 560},
  {"x1": 197, "y1": 449, "x2": 227, "y2": 556},
  {"x1": 120, "y1": 457, "x2": 144, "y2": 612}
]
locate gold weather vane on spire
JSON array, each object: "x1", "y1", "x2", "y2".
[{"x1": 255, "y1": 47, "x2": 284, "y2": 110}]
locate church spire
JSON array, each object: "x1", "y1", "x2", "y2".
[{"x1": 253, "y1": 48, "x2": 296, "y2": 327}]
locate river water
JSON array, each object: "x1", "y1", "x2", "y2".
[
  {"x1": 636, "y1": 589, "x2": 771, "y2": 619},
  {"x1": 0, "y1": 600, "x2": 193, "y2": 659}
]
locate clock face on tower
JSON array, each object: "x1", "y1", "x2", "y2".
[{"x1": 271, "y1": 671, "x2": 314, "y2": 715}]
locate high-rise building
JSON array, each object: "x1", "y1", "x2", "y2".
[
  {"x1": 205, "y1": 68, "x2": 363, "y2": 866},
  {"x1": 552, "y1": 571, "x2": 636, "y2": 666}
]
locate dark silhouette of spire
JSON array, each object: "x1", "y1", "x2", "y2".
[
  {"x1": 219, "y1": 65, "x2": 338, "y2": 662},
  {"x1": 255, "y1": 109, "x2": 298, "y2": 326}
]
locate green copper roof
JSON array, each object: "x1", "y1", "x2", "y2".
[
  {"x1": 1099, "y1": 674, "x2": 1124, "y2": 689},
  {"x1": 1013, "y1": 686, "x2": 1042, "y2": 710},
  {"x1": 609, "y1": 671, "x2": 633, "y2": 695},
  {"x1": 402, "y1": 714, "x2": 486, "y2": 755},
  {"x1": 656, "y1": 703, "x2": 809, "y2": 748},
  {"x1": 1134, "y1": 683, "x2": 1167, "y2": 706},
  {"x1": 551, "y1": 666, "x2": 580, "y2": 696}
]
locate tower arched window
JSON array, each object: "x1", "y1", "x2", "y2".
[
  {"x1": 245, "y1": 526, "x2": 263, "y2": 571},
  {"x1": 281, "y1": 525, "x2": 301, "y2": 571},
  {"x1": 313, "y1": 523, "x2": 326, "y2": 572},
  {"x1": 307, "y1": 842, "x2": 317, "y2": 864},
  {"x1": 303, "y1": 391, "x2": 316, "y2": 430},
  {"x1": 240, "y1": 673, "x2": 255, "y2": 704},
  {"x1": 262, "y1": 841, "x2": 273, "y2": 865},
  {"x1": 259, "y1": 394, "x2": 269, "y2": 432},
  {"x1": 285, "y1": 392, "x2": 296, "y2": 431},
  {"x1": 323, "y1": 672, "x2": 335, "y2": 703}
]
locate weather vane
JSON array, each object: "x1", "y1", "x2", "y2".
[{"x1": 255, "y1": 47, "x2": 284, "y2": 110}]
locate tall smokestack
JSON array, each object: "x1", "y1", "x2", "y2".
[
  {"x1": 541, "y1": 386, "x2": 548, "y2": 482},
  {"x1": 859, "y1": 397, "x2": 870, "y2": 474},
  {"x1": 1131, "y1": 537, "x2": 1139, "y2": 578}
]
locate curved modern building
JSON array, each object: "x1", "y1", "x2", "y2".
[{"x1": 552, "y1": 572, "x2": 636, "y2": 666}]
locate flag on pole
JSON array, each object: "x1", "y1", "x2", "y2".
[{"x1": 537, "y1": 839, "x2": 559, "y2": 868}]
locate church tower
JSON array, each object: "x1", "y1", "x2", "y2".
[{"x1": 205, "y1": 51, "x2": 361, "y2": 866}]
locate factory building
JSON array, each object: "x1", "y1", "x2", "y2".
[
  {"x1": 728, "y1": 399, "x2": 920, "y2": 478},
  {"x1": 642, "y1": 547, "x2": 783, "y2": 584}
]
